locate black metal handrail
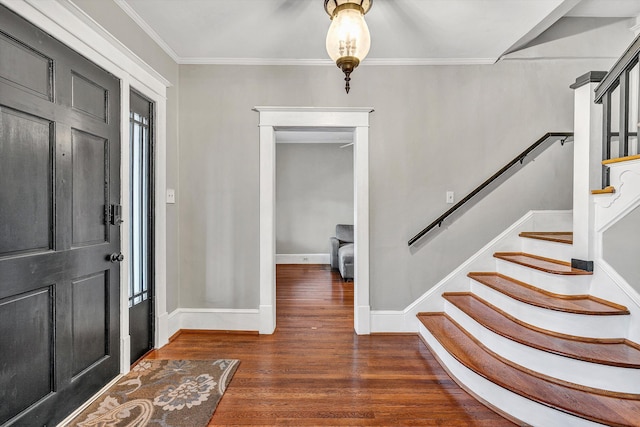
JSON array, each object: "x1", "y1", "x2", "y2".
[
  {"x1": 595, "y1": 34, "x2": 640, "y2": 103},
  {"x1": 408, "y1": 132, "x2": 573, "y2": 247},
  {"x1": 594, "y1": 33, "x2": 640, "y2": 187}
]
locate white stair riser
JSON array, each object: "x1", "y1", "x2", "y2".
[
  {"x1": 444, "y1": 301, "x2": 640, "y2": 394},
  {"x1": 418, "y1": 324, "x2": 604, "y2": 427},
  {"x1": 470, "y1": 282, "x2": 629, "y2": 338},
  {"x1": 495, "y1": 259, "x2": 592, "y2": 295},
  {"x1": 530, "y1": 211, "x2": 573, "y2": 231},
  {"x1": 520, "y1": 238, "x2": 573, "y2": 261}
]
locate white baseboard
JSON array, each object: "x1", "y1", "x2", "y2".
[
  {"x1": 167, "y1": 308, "x2": 260, "y2": 335},
  {"x1": 371, "y1": 310, "x2": 406, "y2": 332},
  {"x1": 120, "y1": 335, "x2": 130, "y2": 375},
  {"x1": 167, "y1": 309, "x2": 181, "y2": 338},
  {"x1": 276, "y1": 253, "x2": 330, "y2": 264},
  {"x1": 156, "y1": 311, "x2": 169, "y2": 347}
]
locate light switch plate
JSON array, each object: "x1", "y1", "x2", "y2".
[
  {"x1": 446, "y1": 191, "x2": 454, "y2": 204},
  {"x1": 166, "y1": 188, "x2": 176, "y2": 204}
]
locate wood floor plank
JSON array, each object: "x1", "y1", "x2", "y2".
[{"x1": 146, "y1": 264, "x2": 515, "y2": 426}]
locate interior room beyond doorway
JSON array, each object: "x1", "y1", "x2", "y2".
[{"x1": 275, "y1": 129, "x2": 355, "y2": 268}]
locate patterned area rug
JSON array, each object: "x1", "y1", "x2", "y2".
[{"x1": 66, "y1": 359, "x2": 239, "y2": 427}]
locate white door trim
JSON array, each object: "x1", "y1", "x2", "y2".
[
  {"x1": 255, "y1": 107, "x2": 373, "y2": 335},
  {"x1": 2, "y1": 0, "x2": 170, "y2": 373}
]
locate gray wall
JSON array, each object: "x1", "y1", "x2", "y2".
[
  {"x1": 73, "y1": 4, "x2": 635, "y2": 314},
  {"x1": 177, "y1": 58, "x2": 616, "y2": 310},
  {"x1": 276, "y1": 143, "x2": 354, "y2": 254},
  {"x1": 73, "y1": 0, "x2": 181, "y2": 312},
  {"x1": 604, "y1": 205, "x2": 640, "y2": 294}
]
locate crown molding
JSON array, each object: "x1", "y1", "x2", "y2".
[
  {"x1": 178, "y1": 57, "x2": 335, "y2": 66},
  {"x1": 178, "y1": 57, "x2": 497, "y2": 66},
  {"x1": 114, "y1": 0, "x2": 180, "y2": 63},
  {"x1": 365, "y1": 57, "x2": 496, "y2": 65}
]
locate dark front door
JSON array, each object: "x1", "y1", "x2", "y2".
[
  {"x1": 0, "y1": 5, "x2": 121, "y2": 426},
  {"x1": 129, "y1": 90, "x2": 154, "y2": 364}
]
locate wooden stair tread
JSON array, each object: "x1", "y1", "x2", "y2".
[
  {"x1": 418, "y1": 313, "x2": 640, "y2": 426},
  {"x1": 592, "y1": 186, "x2": 616, "y2": 195},
  {"x1": 468, "y1": 272, "x2": 629, "y2": 315},
  {"x1": 518, "y1": 231, "x2": 573, "y2": 244},
  {"x1": 443, "y1": 292, "x2": 640, "y2": 368},
  {"x1": 602, "y1": 154, "x2": 640, "y2": 165},
  {"x1": 494, "y1": 252, "x2": 592, "y2": 275}
]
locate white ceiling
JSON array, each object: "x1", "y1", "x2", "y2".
[{"x1": 116, "y1": 0, "x2": 640, "y2": 65}]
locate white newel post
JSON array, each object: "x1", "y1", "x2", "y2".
[{"x1": 570, "y1": 72, "x2": 606, "y2": 261}]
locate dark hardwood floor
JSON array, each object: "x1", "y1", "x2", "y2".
[{"x1": 146, "y1": 264, "x2": 515, "y2": 426}]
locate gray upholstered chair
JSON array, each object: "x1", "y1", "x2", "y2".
[{"x1": 329, "y1": 224, "x2": 354, "y2": 280}]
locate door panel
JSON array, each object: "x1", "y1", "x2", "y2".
[
  {"x1": 0, "y1": 32, "x2": 52, "y2": 101},
  {"x1": 0, "y1": 5, "x2": 121, "y2": 425},
  {"x1": 71, "y1": 129, "x2": 108, "y2": 246},
  {"x1": 71, "y1": 272, "x2": 109, "y2": 377},
  {"x1": 0, "y1": 287, "x2": 54, "y2": 424},
  {"x1": 71, "y1": 72, "x2": 108, "y2": 122},
  {"x1": 0, "y1": 107, "x2": 53, "y2": 256}
]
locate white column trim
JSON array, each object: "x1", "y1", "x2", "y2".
[
  {"x1": 572, "y1": 79, "x2": 603, "y2": 261},
  {"x1": 259, "y1": 125, "x2": 277, "y2": 334},
  {"x1": 255, "y1": 107, "x2": 374, "y2": 335},
  {"x1": 1, "y1": 0, "x2": 170, "y2": 371},
  {"x1": 353, "y1": 126, "x2": 371, "y2": 334}
]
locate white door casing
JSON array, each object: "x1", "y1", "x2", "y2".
[{"x1": 255, "y1": 107, "x2": 373, "y2": 335}]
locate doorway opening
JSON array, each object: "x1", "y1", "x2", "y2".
[
  {"x1": 274, "y1": 130, "x2": 354, "y2": 266},
  {"x1": 256, "y1": 107, "x2": 373, "y2": 335},
  {"x1": 274, "y1": 132, "x2": 355, "y2": 328}
]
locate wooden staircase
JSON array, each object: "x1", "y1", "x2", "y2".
[{"x1": 417, "y1": 232, "x2": 640, "y2": 426}]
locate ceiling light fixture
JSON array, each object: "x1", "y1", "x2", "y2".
[{"x1": 324, "y1": 0, "x2": 372, "y2": 93}]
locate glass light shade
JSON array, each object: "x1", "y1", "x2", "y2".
[{"x1": 325, "y1": 7, "x2": 371, "y2": 63}]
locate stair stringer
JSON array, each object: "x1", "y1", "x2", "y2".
[
  {"x1": 590, "y1": 262, "x2": 640, "y2": 343},
  {"x1": 370, "y1": 210, "x2": 573, "y2": 333},
  {"x1": 592, "y1": 158, "x2": 640, "y2": 343}
]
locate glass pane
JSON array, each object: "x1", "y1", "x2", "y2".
[
  {"x1": 129, "y1": 95, "x2": 153, "y2": 307},
  {"x1": 630, "y1": 135, "x2": 638, "y2": 156},
  {"x1": 129, "y1": 119, "x2": 134, "y2": 302}
]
